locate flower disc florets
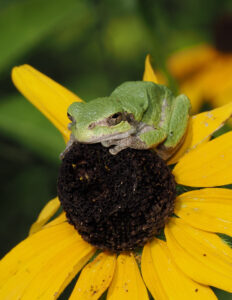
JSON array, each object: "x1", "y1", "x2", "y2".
[{"x1": 57, "y1": 143, "x2": 176, "y2": 252}]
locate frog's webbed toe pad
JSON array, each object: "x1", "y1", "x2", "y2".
[
  {"x1": 102, "y1": 139, "x2": 129, "y2": 155},
  {"x1": 109, "y1": 145, "x2": 123, "y2": 155},
  {"x1": 101, "y1": 140, "x2": 116, "y2": 147}
]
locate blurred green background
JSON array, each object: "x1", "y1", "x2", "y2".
[{"x1": 0, "y1": 0, "x2": 232, "y2": 299}]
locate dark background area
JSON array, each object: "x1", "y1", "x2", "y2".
[{"x1": 0, "y1": 0, "x2": 231, "y2": 299}]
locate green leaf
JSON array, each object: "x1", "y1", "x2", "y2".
[
  {"x1": 0, "y1": 94, "x2": 65, "y2": 163},
  {"x1": 0, "y1": 0, "x2": 86, "y2": 72}
]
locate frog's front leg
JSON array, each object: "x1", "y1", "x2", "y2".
[
  {"x1": 60, "y1": 133, "x2": 76, "y2": 159},
  {"x1": 102, "y1": 127, "x2": 168, "y2": 155},
  {"x1": 157, "y1": 94, "x2": 191, "y2": 160},
  {"x1": 102, "y1": 136, "x2": 147, "y2": 155}
]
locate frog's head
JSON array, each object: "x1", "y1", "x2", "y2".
[
  {"x1": 65, "y1": 82, "x2": 152, "y2": 155},
  {"x1": 67, "y1": 96, "x2": 140, "y2": 144}
]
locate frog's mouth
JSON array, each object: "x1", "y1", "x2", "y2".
[{"x1": 84, "y1": 128, "x2": 137, "y2": 144}]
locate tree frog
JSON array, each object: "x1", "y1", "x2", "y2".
[{"x1": 64, "y1": 81, "x2": 191, "y2": 160}]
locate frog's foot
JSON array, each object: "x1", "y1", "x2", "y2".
[
  {"x1": 101, "y1": 140, "x2": 113, "y2": 148},
  {"x1": 156, "y1": 130, "x2": 187, "y2": 160},
  {"x1": 101, "y1": 136, "x2": 147, "y2": 155}
]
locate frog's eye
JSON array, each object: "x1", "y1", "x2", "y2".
[{"x1": 107, "y1": 112, "x2": 123, "y2": 126}]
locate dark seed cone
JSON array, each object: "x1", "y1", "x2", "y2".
[{"x1": 57, "y1": 142, "x2": 176, "y2": 252}]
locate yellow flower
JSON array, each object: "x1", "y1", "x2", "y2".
[
  {"x1": 1, "y1": 55, "x2": 232, "y2": 300},
  {"x1": 167, "y1": 44, "x2": 232, "y2": 114}
]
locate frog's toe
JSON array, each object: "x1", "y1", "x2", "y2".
[
  {"x1": 101, "y1": 141, "x2": 113, "y2": 147},
  {"x1": 109, "y1": 145, "x2": 126, "y2": 155}
]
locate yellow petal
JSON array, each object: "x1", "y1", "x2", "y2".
[
  {"x1": 143, "y1": 54, "x2": 158, "y2": 84},
  {"x1": 29, "y1": 197, "x2": 60, "y2": 235},
  {"x1": 12, "y1": 65, "x2": 83, "y2": 141},
  {"x1": 175, "y1": 188, "x2": 232, "y2": 236},
  {"x1": 70, "y1": 252, "x2": 116, "y2": 300},
  {"x1": 44, "y1": 212, "x2": 67, "y2": 228},
  {"x1": 107, "y1": 253, "x2": 149, "y2": 300},
  {"x1": 0, "y1": 222, "x2": 74, "y2": 284},
  {"x1": 168, "y1": 102, "x2": 232, "y2": 164},
  {"x1": 165, "y1": 218, "x2": 232, "y2": 292},
  {"x1": 0, "y1": 222, "x2": 95, "y2": 299},
  {"x1": 141, "y1": 239, "x2": 217, "y2": 300},
  {"x1": 141, "y1": 242, "x2": 167, "y2": 300},
  {"x1": 22, "y1": 239, "x2": 95, "y2": 299},
  {"x1": 173, "y1": 131, "x2": 232, "y2": 187},
  {"x1": 154, "y1": 70, "x2": 168, "y2": 85},
  {"x1": 167, "y1": 44, "x2": 218, "y2": 80}
]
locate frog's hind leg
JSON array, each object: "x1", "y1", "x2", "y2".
[
  {"x1": 156, "y1": 129, "x2": 188, "y2": 160},
  {"x1": 159, "y1": 94, "x2": 191, "y2": 160}
]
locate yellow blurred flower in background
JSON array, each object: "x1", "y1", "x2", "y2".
[{"x1": 168, "y1": 44, "x2": 232, "y2": 113}]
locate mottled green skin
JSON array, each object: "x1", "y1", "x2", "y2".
[{"x1": 66, "y1": 81, "x2": 191, "y2": 159}]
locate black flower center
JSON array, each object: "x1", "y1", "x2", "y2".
[{"x1": 57, "y1": 143, "x2": 176, "y2": 252}]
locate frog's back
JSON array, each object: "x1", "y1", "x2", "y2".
[{"x1": 111, "y1": 81, "x2": 174, "y2": 129}]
